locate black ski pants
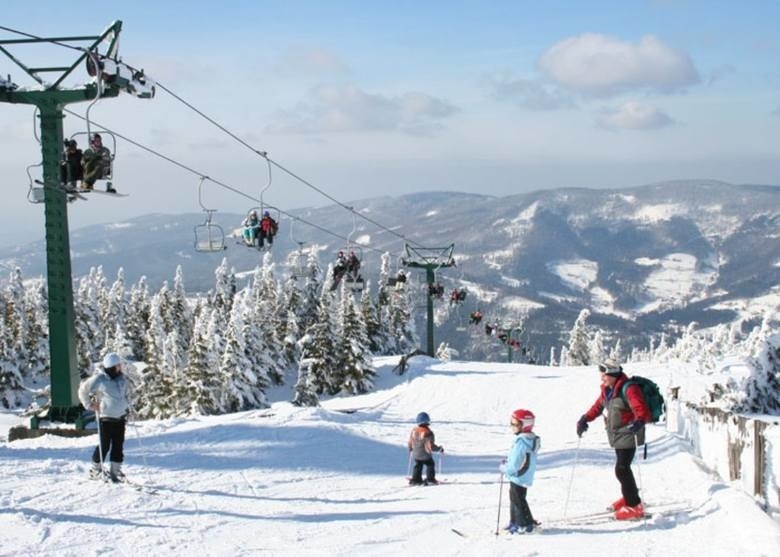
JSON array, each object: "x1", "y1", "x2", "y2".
[
  {"x1": 92, "y1": 418, "x2": 126, "y2": 464},
  {"x1": 509, "y1": 483, "x2": 535, "y2": 527},
  {"x1": 615, "y1": 447, "x2": 641, "y2": 507},
  {"x1": 411, "y1": 458, "x2": 436, "y2": 483}
]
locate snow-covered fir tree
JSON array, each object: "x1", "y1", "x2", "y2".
[
  {"x1": 301, "y1": 289, "x2": 339, "y2": 395},
  {"x1": 588, "y1": 329, "x2": 606, "y2": 366},
  {"x1": 219, "y1": 289, "x2": 267, "y2": 412},
  {"x1": 74, "y1": 272, "x2": 102, "y2": 372},
  {"x1": 183, "y1": 307, "x2": 224, "y2": 415},
  {"x1": 0, "y1": 317, "x2": 23, "y2": 408},
  {"x1": 292, "y1": 335, "x2": 319, "y2": 407},
  {"x1": 733, "y1": 332, "x2": 780, "y2": 414},
  {"x1": 168, "y1": 265, "x2": 193, "y2": 353},
  {"x1": 22, "y1": 279, "x2": 49, "y2": 384},
  {"x1": 360, "y1": 281, "x2": 385, "y2": 353},
  {"x1": 298, "y1": 251, "x2": 323, "y2": 333},
  {"x1": 334, "y1": 284, "x2": 375, "y2": 394},
  {"x1": 566, "y1": 309, "x2": 591, "y2": 366},
  {"x1": 134, "y1": 291, "x2": 177, "y2": 419},
  {"x1": 126, "y1": 275, "x2": 151, "y2": 360}
]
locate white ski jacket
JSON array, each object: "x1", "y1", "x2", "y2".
[{"x1": 78, "y1": 370, "x2": 129, "y2": 420}]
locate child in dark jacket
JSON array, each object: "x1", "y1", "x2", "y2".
[{"x1": 407, "y1": 411, "x2": 444, "y2": 485}]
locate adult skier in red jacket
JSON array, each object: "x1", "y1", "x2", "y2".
[{"x1": 576, "y1": 359, "x2": 651, "y2": 520}]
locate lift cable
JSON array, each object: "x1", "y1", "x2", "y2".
[
  {"x1": 62, "y1": 108, "x2": 389, "y2": 255},
  {"x1": 1, "y1": 23, "x2": 424, "y2": 251}
]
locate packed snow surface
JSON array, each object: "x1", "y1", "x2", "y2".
[{"x1": 1, "y1": 357, "x2": 778, "y2": 556}]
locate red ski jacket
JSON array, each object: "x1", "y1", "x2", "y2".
[{"x1": 583, "y1": 373, "x2": 651, "y2": 425}]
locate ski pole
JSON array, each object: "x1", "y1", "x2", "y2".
[
  {"x1": 406, "y1": 451, "x2": 413, "y2": 478},
  {"x1": 563, "y1": 436, "x2": 581, "y2": 521},
  {"x1": 495, "y1": 466, "x2": 505, "y2": 536},
  {"x1": 634, "y1": 433, "x2": 647, "y2": 525},
  {"x1": 95, "y1": 405, "x2": 105, "y2": 474}
]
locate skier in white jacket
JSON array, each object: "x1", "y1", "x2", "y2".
[{"x1": 78, "y1": 352, "x2": 130, "y2": 482}]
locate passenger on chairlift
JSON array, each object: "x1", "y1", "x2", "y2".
[
  {"x1": 242, "y1": 210, "x2": 261, "y2": 245},
  {"x1": 449, "y1": 288, "x2": 467, "y2": 306},
  {"x1": 81, "y1": 133, "x2": 113, "y2": 192},
  {"x1": 346, "y1": 251, "x2": 361, "y2": 276},
  {"x1": 61, "y1": 139, "x2": 82, "y2": 190},
  {"x1": 259, "y1": 210, "x2": 278, "y2": 248},
  {"x1": 428, "y1": 282, "x2": 444, "y2": 299}
]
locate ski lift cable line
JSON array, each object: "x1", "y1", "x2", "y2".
[
  {"x1": 0, "y1": 23, "x2": 423, "y2": 250},
  {"x1": 152, "y1": 80, "x2": 422, "y2": 248},
  {"x1": 60, "y1": 108, "x2": 386, "y2": 254}
]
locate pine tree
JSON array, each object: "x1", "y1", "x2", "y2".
[
  {"x1": 23, "y1": 279, "x2": 49, "y2": 384},
  {"x1": 733, "y1": 332, "x2": 780, "y2": 414},
  {"x1": 292, "y1": 336, "x2": 319, "y2": 407},
  {"x1": 4, "y1": 268, "x2": 27, "y2": 359},
  {"x1": 360, "y1": 281, "x2": 384, "y2": 353},
  {"x1": 0, "y1": 317, "x2": 23, "y2": 409},
  {"x1": 385, "y1": 275, "x2": 417, "y2": 355},
  {"x1": 335, "y1": 286, "x2": 375, "y2": 394},
  {"x1": 301, "y1": 290, "x2": 339, "y2": 395},
  {"x1": 169, "y1": 265, "x2": 194, "y2": 352},
  {"x1": 567, "y1": 309, "x2": 591, "y2": 366},
  {"x1": 219, "y1": 290, "x2": 266, "y2": 412},
  {"x1": 74, "y1": 274, "x2": 101, "y2": 372},
  {"x1": 183, "y1": 308, "x2": 223, "y2": 415},
  {"x1": 135, "y1": 292, "x2": 175, "y2": 419},
  {"x1": 588, "y1": 329, "x2": 606, "y2": 365},
  {"x1": 126, "y1": 276, "x2": 151, "y2": 360},
  {"x1": 299, "y1": 251, "x2": 323, "y2": 332},
  {"x1": 212, "y1": 258, "x2": 236, "y2": 317}
]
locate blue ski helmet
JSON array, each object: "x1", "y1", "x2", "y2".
[{"x1": 415, "y1": 412, "x2": 430, "y2": 425}]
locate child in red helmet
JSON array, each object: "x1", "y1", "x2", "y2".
[{"x1": 503, "y1": 408, "x2": 541, "y2": 534}]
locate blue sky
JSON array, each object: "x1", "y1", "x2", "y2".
[{"x1": 1, "y1": 1, "x2": 778, "y2": 247}]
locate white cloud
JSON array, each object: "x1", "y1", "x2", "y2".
[
  {"x1": 538, "y1": 33, "x2": 700, "y2": 96},
  {"x1": 597, "y1": 101, "x2": 675, "y2": 130},
  {"x1": 484, "y1": 74, "x2": 575, "y2": 110},
  {"x1": 266, "y1": 84, "x2": 458, "y2": 135},
  {"x1": 274, "y1": 46, "x2": 349, "y2": 76}
]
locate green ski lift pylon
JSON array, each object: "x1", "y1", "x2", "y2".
[
  {"x1": 0, "y1": 20, "x2": 154, "y2": 433},
  {"x1": 194, "y1": 176, "x2": 227, "y2": 252},
  {"x1": 402, "y1": 243, "x2": 456, "y2": 356}
]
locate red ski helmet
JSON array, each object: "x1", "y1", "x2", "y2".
[{"x1": 511, "y1": 408, "x2": 535, "y2": 433}]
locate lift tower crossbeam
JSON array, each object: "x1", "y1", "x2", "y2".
[
  {"x1": 402, "y1": 243, "x2": 455, "y2": 356},
  {"x1": 0, "y1": 21, "x2": 153, "y2": 430}
]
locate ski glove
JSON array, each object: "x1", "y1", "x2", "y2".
[
  {"x1": 576, "y1": 416, "x2": 589, "y2": 437},
  {"x1": 628, "y1": 420, "x2": 645, "y2": 434}
]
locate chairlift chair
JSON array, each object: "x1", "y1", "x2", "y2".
[
  {"x1": 26, "y1": 162, "x2": 45, "y2": 204},
  {"x1": 69, "y1": 130, "x2": 117, "y2": 192},
  {"x1": 193, "y1": 177, "x2": 227, "y2": 252}
]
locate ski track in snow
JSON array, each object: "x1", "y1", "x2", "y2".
[{"x1": 1, "y1": 357, "x2": 778, "y2": 556}]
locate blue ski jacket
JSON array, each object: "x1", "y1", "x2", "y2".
[{"x1": 504, "y1": 432, "x2": 540, "y2": 487}]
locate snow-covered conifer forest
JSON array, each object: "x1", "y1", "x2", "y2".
[{"x1": 0, "y1": 251, "x2": 417, "y2": 416}]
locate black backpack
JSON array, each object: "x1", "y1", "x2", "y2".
[{"x1": 620, "y1": 376, "x2": 665, "y2": 422}]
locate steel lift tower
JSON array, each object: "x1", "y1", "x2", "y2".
[
  {"x1": 0, "y1": 21, "x2": 153, "y2": 432},
  {"x1": 402, "y1": 243, "x2": 455, "y2": 356}
]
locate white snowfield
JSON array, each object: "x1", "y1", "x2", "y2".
[{"x1": 1, "y1": 357, "x2": 778, "y2": 556}]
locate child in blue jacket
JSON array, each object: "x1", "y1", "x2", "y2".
[{"x1": 503, "y1": 408, "x2": 541, "y2": 534}]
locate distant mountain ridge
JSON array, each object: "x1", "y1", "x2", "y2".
[{"x1": 2, "y1": 180, "x2": 778, "y2": 361}]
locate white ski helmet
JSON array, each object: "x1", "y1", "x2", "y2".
[{"x1": 102, "y1": 352, "x2": 122, "y2": 369}]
